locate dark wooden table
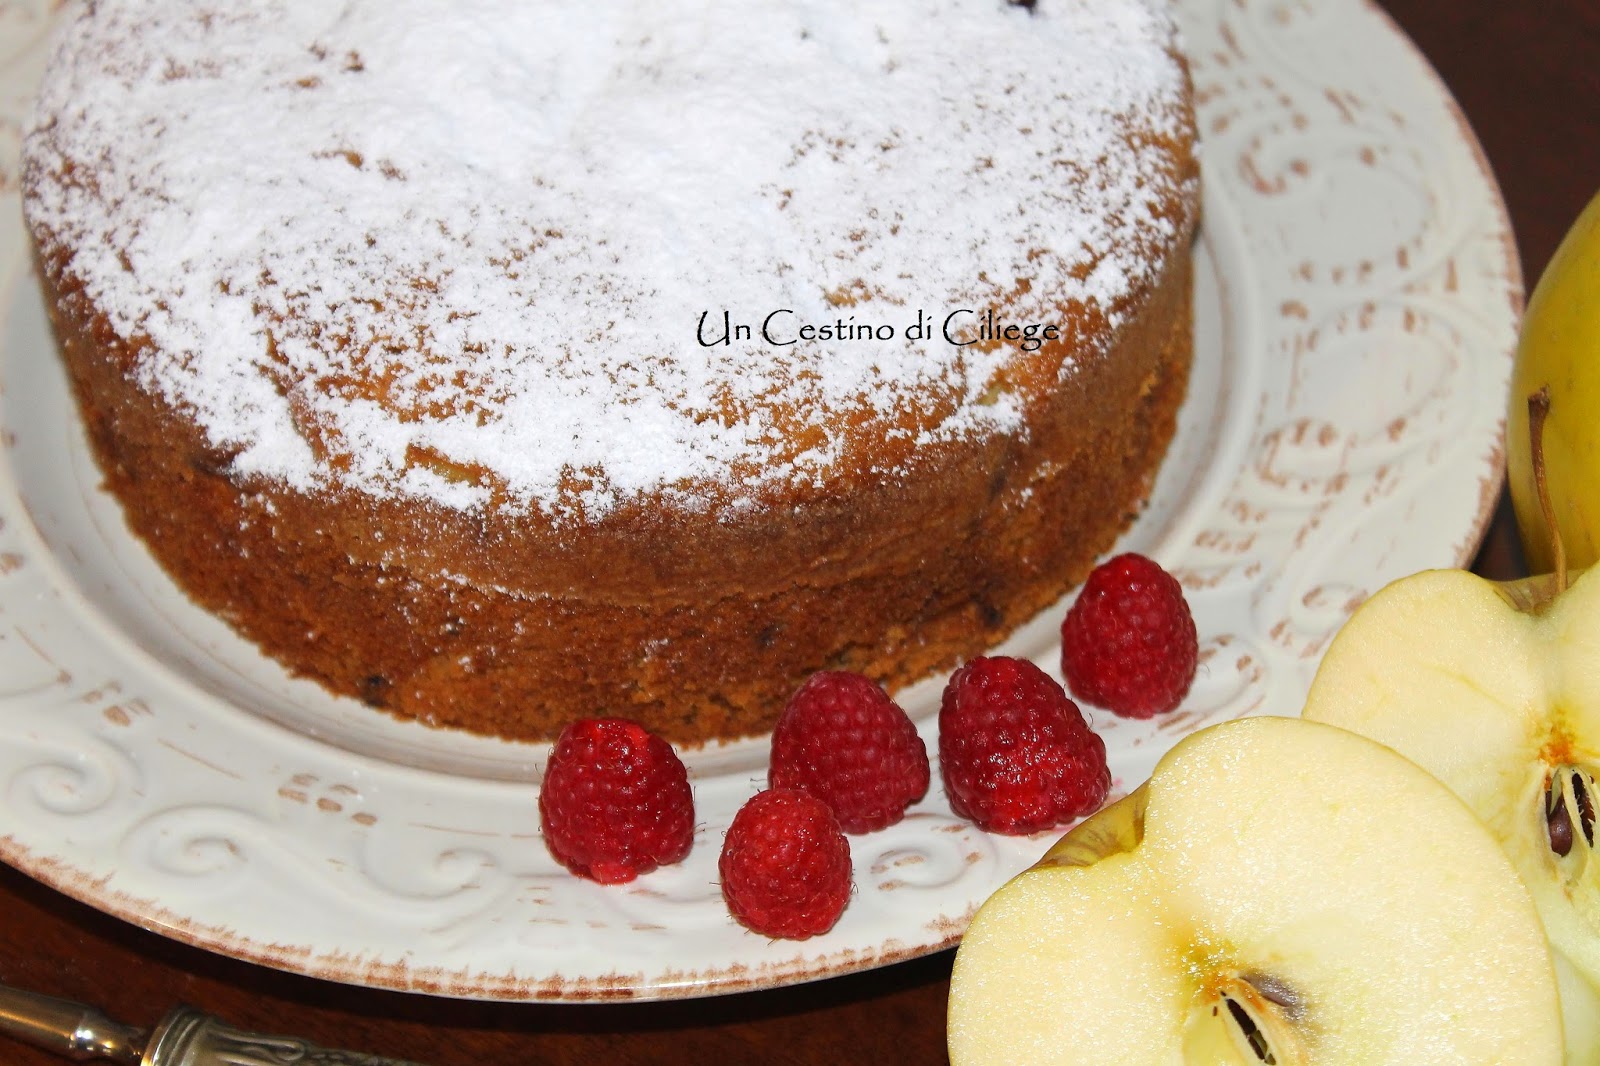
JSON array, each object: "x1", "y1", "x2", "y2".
[{"x1": 2, "y1": 2, "x2": 1596, "y2": 1063}]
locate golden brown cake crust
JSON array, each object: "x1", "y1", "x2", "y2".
[
  {"x1": 24, "y1": 0, "x2": 1200, "y2": 744},
  {"x1": 37, "y1": 240, "x2": 1192, "y2": 743}
]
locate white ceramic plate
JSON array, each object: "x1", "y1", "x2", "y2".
[{"x1": 0, "y1": 0, "x2": 1516, "y2": 1000}]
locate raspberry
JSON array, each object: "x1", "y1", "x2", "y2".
[
  {"x1": 769, "y1": 671, "x2": 930, "y2": 833},
  {"x1": 719, "y1": 788, "x2": 853, "y2": 939},
  {"x1": 538, "y1": 718, "x2": 695, "y2": 884},
  {"x1": 1060, "y1": 552, "x2": 1198, "y2": 719},
  {"x1": 938, "y1": 656, "x2": 1110, "y2": 835}
]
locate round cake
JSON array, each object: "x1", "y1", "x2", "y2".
[{"x1": 22, "y1": 0, "x2": 1199, "y2": 745}]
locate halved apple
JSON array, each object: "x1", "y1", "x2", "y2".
[
  {"x1": 946, "y1": 715, "x2": 1562, "y2": 1065},
  {"x1": 1302, "y1": 565, "x2": 1600, "y2": 1037}
]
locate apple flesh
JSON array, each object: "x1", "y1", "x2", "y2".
[
  {"x1": 946, "y1": 715, "x2": 1562, "y2": 1065},
  {"x1": 1302, "y1": 566, "x2": 1600, "y2": 1027},
  {"x1": 1508, "y1": 187, "x2": 1600, "y2": 573}
]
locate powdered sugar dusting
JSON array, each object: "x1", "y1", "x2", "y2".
[{"x1": 24, "y1": 0, "x2": 1194, "y2": 521}]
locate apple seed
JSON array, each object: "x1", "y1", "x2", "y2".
[
  {"x1": 1548, "y1": 792, "x2": 1574, "y2": 857},
  {"x1": 1545, "y1": 766, "x2": 1597, "y2": 860},
  {"x1": 1225, "y1": 997, "x2": 1275, "y2": 1063},
  {"x1": 1242, "y1": 972, "x2": 1304, "y2": 1021},
  {"x1": 1183, "y1": 976, "x2": 1306, "y2": 1066},
  {"x1": 1575, "y1": 770, "x2": 1596, "y2": 846}
]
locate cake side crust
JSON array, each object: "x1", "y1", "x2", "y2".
[{"x1": 37, "y1": 237, "x2": 1194, "y2": 744}]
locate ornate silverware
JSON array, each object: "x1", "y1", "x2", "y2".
[{"x1": 0, "y1": 984, "x2": 431, "y2": 1065}]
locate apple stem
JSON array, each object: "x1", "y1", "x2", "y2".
[{"x1": 1529, "y1": 386, "x2": 1569, "y2": 594}]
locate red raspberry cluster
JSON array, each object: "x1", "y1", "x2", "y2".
[
  {"x1": 534, "y1": 553, "x2": 1197, "y2": 941},
  {"x1": 721, "y1": 670, "x2": 930, "y2": 939}
]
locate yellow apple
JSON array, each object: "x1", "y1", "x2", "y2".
[
  {"x1": 946, "y1": 715, "x2": 1562, "y2": 1065},
  {"x1": 1508, "y1": 187, "x2": 1600, "y2": 573},
  {"x1": 1301, "y1": 565, "x2": 1600, "y2": 1055},
  {"x1": 1301, "y1": 568, "x2": 1595, "y2": 961}
]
